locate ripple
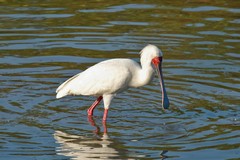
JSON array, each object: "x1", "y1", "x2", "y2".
[
  {"x1": 183, "y1": 6, "x2": 240, "y2": 13},
  {"x1": 186, "y1": 23, "x2": 205, "y2": 27},
  {"x1": 183, "y1": 6, "x2": 224, "y2": 12},
  {"x1": 79, "y1": 4, "x2": 155, "y2": 13},
  {"x1": 0, "y1": 56, "x2": 101, "y2": 65},
  {"x1": 198, "y1": 31, "x2": 226, "y2": 36},
  {"x1": 230, "y1": 19, "x2": 240, "y2": 24},
  {"x1": 224, "y1": 39, "x2": 240, "y2": 43},
  {"x1": 14, "y1": 7, "x2": 65, "y2": 11},
  {"x1": 159, "y1": 33, "x2": 202, "y2": 39},
  {"x1": 226, "y1": 52, "x2": 240, "y2": 58},
  {"x1": 190, "y1": 41, "x2": 219, "y2": 45},
  {"x1": 0, "y1": 13, "x2": 74, "y2": 19},
  {"x1": 1, "y1": 1, "x2": 239, "y2": 160},
  {"x1": 205, "y1": 17, "x2": 224, "y2": 21},
  {"x1": 108, "y1": 21, "x2": 149, "y2": 26}
]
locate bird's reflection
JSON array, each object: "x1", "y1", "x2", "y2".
[
  {"x1": 53, "y1": 117, "x2": 120, "y2": 160},
  {"x1": 88, "y1": 115, "x2": 108, "y2": 135},
  {"x1": 54, "y1": 116, "x2": 169, "y2": 159}
]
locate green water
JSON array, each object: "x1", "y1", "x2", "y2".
[{"x1": 0, "y1": 0, "x2": 239, "y2": 159}]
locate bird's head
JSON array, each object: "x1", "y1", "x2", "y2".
[
  {"x1": 140, "y1": 44, "x2": 170, "y2": 109},
  {"x1": 140, "y1": 44, "x2": 162, "y2": 61}
]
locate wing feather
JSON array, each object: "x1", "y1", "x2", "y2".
[{"x1": 56, "y1": 59, "x2": 137, "y2": 99}]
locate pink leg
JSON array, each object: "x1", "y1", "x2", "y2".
[
  {"x1": 102, "y1": 120, "x2": 108, "y2": 133},
  {"x1": 102, "y1": 109, "x2": 108, "y2": 122},
  {"x1": 87, "y1": 96, "x2": 103, "y2": 116}
]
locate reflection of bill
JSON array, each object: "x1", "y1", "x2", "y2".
[{"x1": 54, "y1": 130, "x2": 119, "y2": 159}]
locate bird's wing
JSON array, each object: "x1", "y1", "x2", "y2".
[
  {"x1": 70, "y1": 62, "x2": 132, "y2": 95},
  {"x1": 56, "y1": 59, "x2": 133, "y2": 98}
]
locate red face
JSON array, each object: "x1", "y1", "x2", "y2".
[
  {"x1": 151, "y1": 57, "x2": 162, "y2": 66},
  {"x1": 151, "y1": 56, "x2": 169, "y2": 109}
]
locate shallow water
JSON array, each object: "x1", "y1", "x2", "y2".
[{"x1": 0, "y1": 0, "x2": 239, "y2": 159}]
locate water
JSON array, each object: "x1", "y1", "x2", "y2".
[{"x1": 0, "y1": 0, "x2": 239, "y2": 159}]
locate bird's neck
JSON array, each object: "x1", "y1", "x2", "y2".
[
  {"x1": 130, "y1": 61, "x2": 154, "y2": 88},
  {"x1": 139, "y1": 63, "x2": 155, "y2": 86}
]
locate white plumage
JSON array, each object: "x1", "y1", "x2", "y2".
[{"x1": 56, "y1": 44, "x2": 169, "y2": 121}]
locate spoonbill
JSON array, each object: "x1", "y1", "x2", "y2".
[{"x1": 56, "y1": 44, "x2": 169, "y2": 121}]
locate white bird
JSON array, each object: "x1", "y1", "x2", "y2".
[{"x1": 56, "y1": 44, "x2": 170, "y2": 121}]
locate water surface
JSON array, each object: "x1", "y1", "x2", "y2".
[{"x1": 0, "y1": 0, "x2": 239, "y2": 159}]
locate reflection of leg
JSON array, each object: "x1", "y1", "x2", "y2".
[
  {"x1": 88, "y1": 113, "x2": 108, "y2": 134},
  {"x1": 160, "y1": 150, "x2": 168, "y2": 159},
  {"x1": 87, "y1": 96, "x2": 103, "y2": 116},
  {"x1": 87, "y1": 115, "x2": 96, "y2": 126},
  {"x1": 87, "y1": 115, "x2": 100, "y2": 135}
]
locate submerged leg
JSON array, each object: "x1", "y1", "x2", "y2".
[
  {"x1": 87, "y1": 96, "x2": 103, "y2": 116},
  {"x1": 102, "y1": 94, "x2": 114, "y2": 121}
]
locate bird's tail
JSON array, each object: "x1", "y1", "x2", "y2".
[
  {"x1": 56, "y1": 73, "x2": 80, "y2": 99},
  {"x1": 56, "y1": 80, "x2": 68, "y2": 99},
  {"x1": 56, "y1": 82, "x2": 69, "y2": 99},
  {"x1": 56, "y1": 89, "x2": 68, "y2": 99}
]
